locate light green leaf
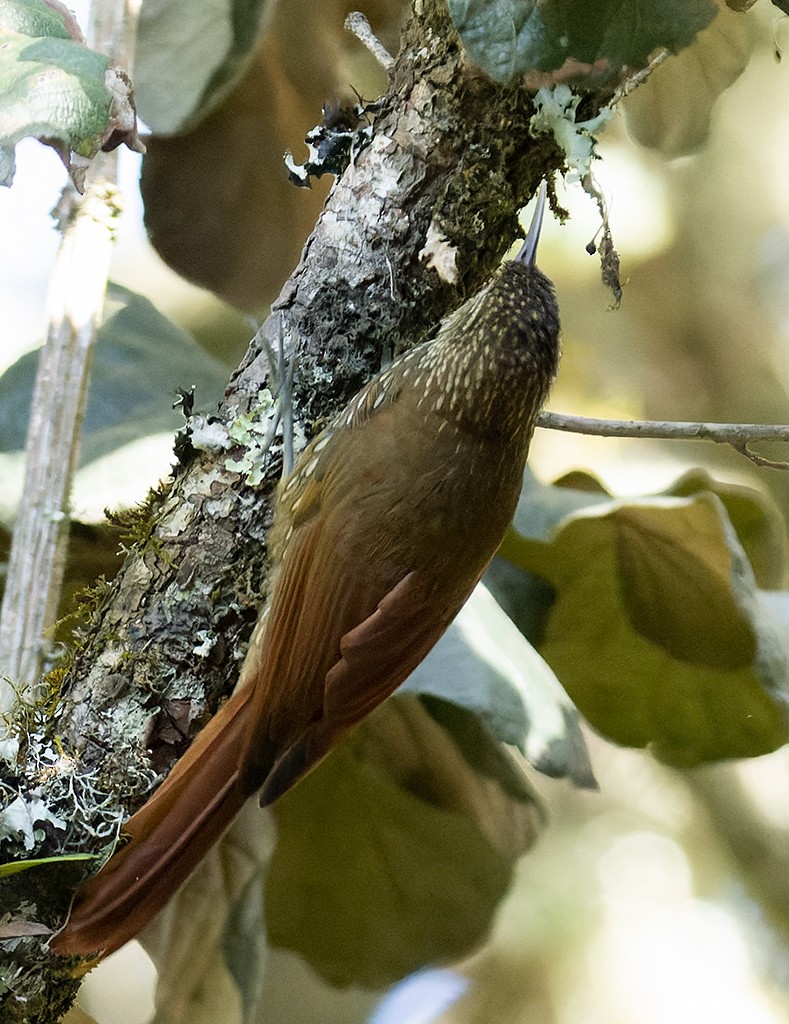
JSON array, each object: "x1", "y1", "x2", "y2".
[
  {"x1": 402, "y1": 583, "x2": 596, "y2": 788},
  {"x1": 0, "y1": 0, "x2": 76, "y2": 38},
  {"x1": 0, "y1": 852, "x2": 95, "y2": 877},
  {"x1": 0, "y1": 1, "x2": 142, "y2": 187},
  {"x1": 665, "y1": 469, "x2": 787, "y2": 588},
  {"x1": 134, "y1": 0, "x2": 273, "y2": 134},
  {"x1": 509, "y1": 466, "x2": 609, "y2": 542},
  {"x1": 501, "y1": 481, "x2": 789, "y2": 766},
  {"x1": 447, "y1": 0, "x2": 717, "y2": 84},
  {"x1": 613, "y1": 500, "x2": 756, "y2": 669}
]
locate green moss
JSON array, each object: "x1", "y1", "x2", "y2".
[{"x1": 104, "y1": 478, "x2": 172, "y2": 550}]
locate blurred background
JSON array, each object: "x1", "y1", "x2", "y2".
[{"x1": 4, "y1": 1, "x2": 789, "y2": 1022}]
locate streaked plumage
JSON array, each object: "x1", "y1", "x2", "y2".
[{"x1": 52, "y1": 187, "x2": 560, "y2": 959}]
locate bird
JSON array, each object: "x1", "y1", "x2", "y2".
[{"x1": 51, "y1": 182, "x2": 561, "y2": 959}]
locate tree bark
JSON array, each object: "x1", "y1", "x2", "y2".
[{"x1": 0, "y1": 0, "x2": 572, "y2": 1018}]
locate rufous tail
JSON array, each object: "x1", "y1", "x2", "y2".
[{"x1": 50, "y1": 687, "x2": 255, "y2": 959}]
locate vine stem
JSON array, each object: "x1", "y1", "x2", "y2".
[{"x1": 537, "y1": 411, "x2": 789, "y2": 470}]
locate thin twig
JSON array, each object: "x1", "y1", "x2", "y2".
[
  {"x1": 344, "y1": 11, "x2": 395, "y2": 71},
  {"x1": 612, "y1": 48, "x2": 670, "y2": 104},
  {"x1": 537, "y1": 411, "x2": 789, "y2": 470}
]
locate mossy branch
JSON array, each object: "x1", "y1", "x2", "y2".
[{"x1": 0, "y1": 0, "x2": 592, "y2": 1016}]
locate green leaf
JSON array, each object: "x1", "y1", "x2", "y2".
[
  {"x1": 614, "y1": 500, "x2": 756, "y2": 670},
  {"x1": 0, "y1": 2, "x2": 142, "y2": 187},
  {"x1": 501, "y1": 480, "x2": 789, "y2": 766},
  {"x1": 0, "y1": 285, "x2": 229, "y2": 465},
  {"x1": 665, "y1": 469, "x2": 787, "y2": 588},
  {"x1": 402, "y1": 583, "x2": 596, "y2": 788},
  {"x1": 0, "y1": 852, "x2": 95, "y2": 877},
  {"x1": 508, "y1": 467, "x2": 609, "y2": 541},
  {"x1": 0, "y1": 0, "x2": 75, "y2": 38},
  {"x1": 266, "y1": 696, "x2": 542, "y2": 988},
  {"x1": 134, "y1": 0, "x2": 272, "y2": 134},
  {"x1": 447, "y1": 0, "x2": 718, "y2": 84}
]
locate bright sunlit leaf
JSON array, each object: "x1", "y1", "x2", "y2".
[
  {"x1": 499, "y1": 472, "x2": 789, "y2": 766},
  {"x1": 0, "y1": 0, "x2": 142, "y2": 187}
]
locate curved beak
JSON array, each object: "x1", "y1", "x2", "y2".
[{"x1": 515, "y1": 181, "x2": 547, "y2": 267}]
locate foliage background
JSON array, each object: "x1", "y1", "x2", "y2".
[{"x1": 3, "y1": 1, "x2": 789, "y2": 1022}]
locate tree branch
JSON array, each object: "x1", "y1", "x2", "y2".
[
  {"x1": 0, "y1": 0, "x2": 577, "y2": 1015},
  {"x1": 538, "y1": 411, "x2": 789, "y2": 470},
  {"x1": 344, "y1": 11, "x2": 395, "y2": 70},
  {"x1": 0, "y1": 182, "x2": 122, "y2": 706},
  {"x1": 0, "y1": 0, "x2": 140, "y2": 707}
]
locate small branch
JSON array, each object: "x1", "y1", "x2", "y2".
[
  {"x1": 537, "y1": 412, "x2": 789, "y2": 470},
  {"x1": 0, "y1": 182, "x2": 123, "y2": 709},
  {"x1": 344, "y1": 11, "x2": 395, "y2": 71},
  {"x1": 612, "y1": 48, "x2": 670, "y2": 104},
  {"x1": 729, "y1": 444, "x2": 789, "y2": 472},
  {"x1": 0, "y1": 0, "x2": 140, "y2": 711}
]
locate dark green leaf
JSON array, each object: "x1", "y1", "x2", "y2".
[
  {"x1": 622, "y1": 7, "x2": 753, "y2": 157},
  {"x1": 266, "y1": 697, "x2": 542, "y2": 988},
  {"x1": 0, "y1": 285, "x2": 229, "y2": 465},
  {"x1": 447, "y1": 0, "x2": 718, "y2": 84}
]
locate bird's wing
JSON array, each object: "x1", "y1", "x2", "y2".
[{"x1": 254, "y1": 567, "x2": 472, "y2": 805}]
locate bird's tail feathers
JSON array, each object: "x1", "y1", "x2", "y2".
[{"x1": 51, "y1": 687, "x2": 255, "y2": 959}]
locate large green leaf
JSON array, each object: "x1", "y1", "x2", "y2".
[
  {"x1": 0, "y1": 0, "x2": 142, "y2": 187},
  {"x1": 0, "y1": 285, "x2": 229, "y2": 466},
  {"x1": 447, "y1": 0, "x2": 718, "y2": 84},
  {"x1": 133, "y1": 0, "x2": 273, "y2": 134},
  {"x1": 265, "y1": 696, "x2": 543, "y2": 988},
  {"x1": 402, "y1": 583, "x2": 596, "y2": 788},
  {"x1": 500, "y1": 474, "x2": 789, "y2": 766},
  {"x1": 665, "y1": 469, "x2": 787, "y2": 589},
  {"x1": 504, "y1": 467, "x2": 786, "y2": 580},
  {"x1": 613, "y1": 500, "x2": 756, "y2": 670}
]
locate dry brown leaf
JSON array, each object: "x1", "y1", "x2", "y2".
[
  {"x1": 139, "y1": 800, "x2": 276, "y2": 1024},
  {"x1": 63, "y1": 1006, "x2": 99, "y2": 1024}
]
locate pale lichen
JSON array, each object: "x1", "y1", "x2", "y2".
[
  {"x1": 529, "y1": 85, "x2": 614, "y2": 183},
  {"x1": 225, "y1": 389, "x2": 306, "y2": 486}
]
